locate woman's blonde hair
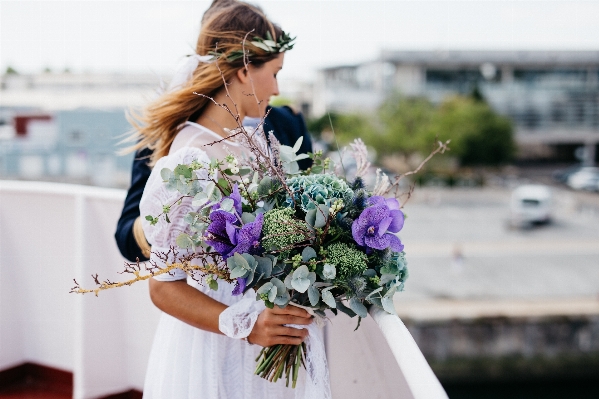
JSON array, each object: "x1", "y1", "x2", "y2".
[{"x1": 128, "y1": 0, "x2": 283, "y2": 166}]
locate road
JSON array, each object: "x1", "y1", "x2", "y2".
[{"x1": 395, "y1": 186, "x2": 599, "y2": 302}]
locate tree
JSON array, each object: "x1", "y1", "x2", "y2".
[
  {"x1": 424, "y1": 96, "x2": 515, "y2": 165},
  {"x1": 376, "y1": 94, "x2": 436, "y2": 156},
  {"x1": 5, "y1": 66, "x2": 18, "y2": 75}
]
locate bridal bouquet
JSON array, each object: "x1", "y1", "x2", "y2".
[
  {"x1": 143, "y1": 133, "x2": 417, "y2": 388},
  {"x1": 72, "y1": 120, "x2": 447, "y2": 389}
]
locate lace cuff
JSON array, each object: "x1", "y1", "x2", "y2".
[{"x1": 218, "y1": 293, "x2": 266, "y2": 339}]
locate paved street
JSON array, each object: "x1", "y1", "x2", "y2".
[{"x1": 395, "y1": 186, "x2": 599, "y2": 302}]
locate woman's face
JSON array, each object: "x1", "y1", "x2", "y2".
[{"x1": 242, "y1": 53, "x2": 284, "y2": 118}]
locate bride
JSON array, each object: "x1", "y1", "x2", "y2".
[{"x1": 133, "y1": 1, "x2": 318, "y2": 398}]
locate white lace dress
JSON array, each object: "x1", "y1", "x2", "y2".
[{"x1": 139, "y1": 123, "x2": 327, "y2": 399}]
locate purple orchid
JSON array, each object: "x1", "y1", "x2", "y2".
[
  {"x1": 352, "y1": 196, "x2": 404, "y2": 252},
  {"x1": 229, "y1": 213, "x2": 264, "y2": 256},
  {"x1": 205, "y1": 210, "x2": 238, "y2": 259},
  {"x1": 232, "y1": 277, "x2": 247, "y2": 296}
]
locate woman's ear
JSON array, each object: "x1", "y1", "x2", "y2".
[{"x1": 236, "y1": 67, "x2": 250, "y2": 84}]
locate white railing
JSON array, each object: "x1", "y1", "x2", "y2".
[{"x1": 0, "y1": 180, "x2": 447, "y2": 399}]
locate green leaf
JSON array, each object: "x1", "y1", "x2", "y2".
[
  {"x1": 349, "y1": 297, "x2": 368, "y2": 318},
  {"x1": 308, "y1": 285, "x2": 320, "y2": 306},
  {"x1": 145, "y1": 215, "x2": 154, "y2": 221},
  {"x1": 174, "y1": 164, "x2": 192, "y2": 179},
  {"x1": 160, "y1": 168, "x2": 174, "y2": 181},
  {"x1": 254, "y1": 255, "x2": 273, "y2": 279},
  {"x1": 176, "y1": 233, "x2": 193, "y2": 249},
  {"x1": 270, "y1": 277, "x2": 286, "y2": 295},
  {"x1": 301, "y1": 247, "x2": 317, "y2": 262},
  {"x1": 321, "y1": 289, "x2": 336, "y2": 308},
  {"x1": 165, "y1": 214, "x2": 171, "y2": 224},
  {"x1": 336, "y1": 300, "x2": 356, "y2": 317},
  {"x1": 220, "y1": 198, "x2": 234, "y2": 212},
  {"x1": 208, "y1": 279, "x2": 218, "y2": 291},
  {"x1": 230, "y1": 265, "x2": 248, "y2": 279},
  {"x1": 239, "y1": 168, "x2": 251, "y2": 176},
  {"x1": 241, "y1": 212, "x2": 256, "y2": 224},
  {"x1": 292, "y1": 136, "x2": 304, "y2": 153},
  {"x1": 381, "y1": 293, "x2": 397, "y2": 315},
  {"x1": 217, "y1": 178, "x2": 231, "y2": 195},
  {"x1": 291, "y1": 266, "x2": 310, "y2": 293},
  {"x1": 310, "y1": 165, "x2": 323, "y2": 174},
  {"x1": 314, "y1": 204, "x2": 329, "y2": 229}
]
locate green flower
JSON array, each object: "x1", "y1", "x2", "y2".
[
  {"x1": 262, "y1": 208, "x2": 308, "y2": 253},
  {"x1": 325, "y1": 242, "x2": 368, "y2": 283}
]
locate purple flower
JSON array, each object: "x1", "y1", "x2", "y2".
[
  {"x1": 205, "y1": 210, "x2": 238, "y2": 258},
  {"x1": 213, "y1": 184, "x2": 242, "y2": 216},
  {"x1": 229, "y1": 213, "x2": 264, "y2": 256},
  {"x1": 205, "y1": 210, "x2": 264, "y2": 260},
  {"x1": 352, "y1": 196, "x2": 404, "y2": 252},
  {"x1": 232, "y1": 277, "x2": 247, "y2": 296}
]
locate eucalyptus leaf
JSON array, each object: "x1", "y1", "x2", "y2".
[
  {"x1": 174, "y1": 164, "x2": 192, "y2": 179},
  {"x1": 175, "y1": 233, "x2": 194, "y2": 249},
  {"x1": 294, "y1": 153, "x2": 310, "y2": 161},
  {"x1": 349, "y1": 297, "x2": 368, "y2": 318},
  {"x1": 220, "y1": 198, "x2": 234, "y2": 212},
  {"x1": 274, "y1": 291, "x2": 290, "y2": 307},
  {"x1": 314, "y1": 204, "x2": 330, "y2": 228},
  {"x1": 284, "y1": 274, "x2": 294, "y2": 290},
  {"x1": 160, "y1": 168, "x2": 174, "y2": 181},
  {"x1": 301, "y1": 247, "x2": 317, "y2": 262},
  {"x1": 254, "y1": 255, "x2": 273, "y2": 279},
  {"x1": 308, "y1": 285, "x2": 320, "y2": 306},
  {"x1": 336, "y1": 300, "x2": 356, "y2": 317},
  {"x1": 381, "y1": 295, "x2": 397, "y2": 315},
  {"x1": 321, "y1": 288, "x2": 336, "y2": 308},
  {"x1": 291, "y1": 265, "x2": 310, "y2": 293},
  {"x1": 292, "y1": 136, "x2": 303, "y2": 153},
  {"x1": 241, "y1": 212, "x2": 256, "y2": 224},
  {"x1": 267, "y1": 285, "x2": 277, "y2": 303},
  {"x1": 230, "y1": 266, "x2": 248, "y2": 279}
]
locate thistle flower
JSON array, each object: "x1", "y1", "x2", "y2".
[{"x1": 352, "y1": 196, "x2": 404, "y2": 252}]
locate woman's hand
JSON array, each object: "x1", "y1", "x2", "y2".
[{"x1": 247, "y1": 305, "x2": 313, "y2": 347}]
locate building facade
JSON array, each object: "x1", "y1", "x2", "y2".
[{"x1": 313, "y1": 51, "x2": 599, "y2": 164}]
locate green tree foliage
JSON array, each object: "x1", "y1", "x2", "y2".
[
  {"x1": 376, "y1": 95, "x2": 436, "y2": 155},
  {"x1": 423, "y1": 96, "x2": 515, "y2": 165},
  {"x1": 5, "y1": 66, "x2": 18, "y2": 75},
  {"x1": 308, "y1": 93, "x2": 515, "y2": 166}
]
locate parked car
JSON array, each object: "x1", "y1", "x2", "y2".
[
  {"x1": 510, "y1": 185, "x2": 552, "y2": 228},
  {"x1": 552, "y1": 164, "x2": 584, "y2": 183},
  {"x1": 566, "y1": 167, "x2": 599, "y2": 191}
]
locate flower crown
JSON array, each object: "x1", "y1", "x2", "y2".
[{"x1": 210, "y1": 30, "x2": 295, "y2": 62}]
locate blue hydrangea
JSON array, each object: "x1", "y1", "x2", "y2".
[{"x1": 286, "y1": 174, "x2": 354, "y2": 212}]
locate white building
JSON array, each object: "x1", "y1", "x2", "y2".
[{"x1": 313, "y1": 50, "x2": 599, "y2": 164}]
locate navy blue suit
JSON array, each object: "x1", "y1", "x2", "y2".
[{"x1": 115, "y1": 106, "x2": 313, "y2": 262}]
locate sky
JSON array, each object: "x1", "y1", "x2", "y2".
[{"x1": 2, "y1": 0, "x2": 599, "y2": 82}]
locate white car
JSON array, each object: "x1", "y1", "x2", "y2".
[
  {"x1": 510, "y1": 185, "x2": 552, "y2": 227},
  {"x1": 566, "y1": 167, "x2": 599, "y2": 191}
]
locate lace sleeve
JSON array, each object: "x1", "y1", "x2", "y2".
[{"x1": 140, "y1": 146, "x2": 211, "y2": 281}]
